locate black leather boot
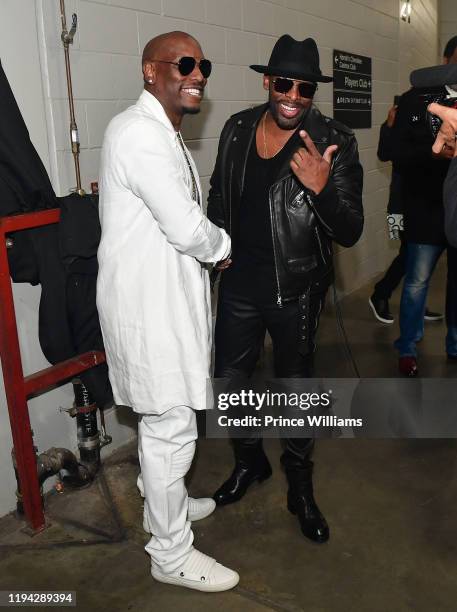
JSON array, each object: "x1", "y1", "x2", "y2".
[
  {"x1": 284, "y1": 461, "x2": 329, "y2": 543},
  {"x1": 213, "y1": 439, "x2": 272, "y2": 506}
]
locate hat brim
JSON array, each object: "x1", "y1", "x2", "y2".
[{"x1": 249, "y1": 64, "x2": 333, "y2": 83}]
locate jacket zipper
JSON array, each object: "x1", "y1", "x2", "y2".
[
  {"x1": 315, "y1": 226, "x2": 325, "y2": 263},
  {"x1": 228, "y1": 162, "x2": 233, "y2": 236},
  {"x1": 291, "y1": 190, "x2": 304, "y2": 208},
  {"x1": 268, "y1": 188, "x2": 282, "y2": 307}
]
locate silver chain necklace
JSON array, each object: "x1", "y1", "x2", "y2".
[{"x1": 177, "y1": 132, "x2": 200, "y2": 207}]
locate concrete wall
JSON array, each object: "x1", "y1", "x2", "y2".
[
  {"x1": 398, "y1": 0, "x2": 439, "y2": 90},
  {"x1": 440, "y1": 0, "x2": 457, "y2": 57},
  {"x1": 0, "y1": 0, "x2": 137, "y2": 521},
  {"x1": 39, "y1": 0, "x2": 440, "y2": 291},
  {"x1": 0, "y1": 0, "x2": 440, "y2": 517}
]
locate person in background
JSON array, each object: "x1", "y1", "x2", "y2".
[
  {"x1": 391, "y1": 36, "x2": 457, "y2": 376},
  {"x1": 369, "y1": 103, "x2": 442, "y2": 324},
  {"x1": 97, "y1": 31, "x2": 239, "y2": 592}
]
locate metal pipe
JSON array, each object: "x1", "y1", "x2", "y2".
[
  {"x1": 73, "y1": 379, "x2": 101, "y2": 476},
  {"x1": 37, "y1": 447, "x2": 91, "y2": 489},
  {"x1": 12, "y1": 447, "x2": 92, "y2": 516},
  {"x1": 59, "y1": 0, "x2": 85, "y2": 196}
]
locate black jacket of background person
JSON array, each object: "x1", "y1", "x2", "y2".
[
  {"x1": 444, "y1": 157, "x2": 457, "y2": 248},
  {"x1": 389, "y1": 87, "x2": 450, "y2": 245},
  {"x1": 377, "y1": 121, "x2": 403, "y2": 216},
  {"x1": 207, "y1": 103, "x2": 364, "y2": 303}
]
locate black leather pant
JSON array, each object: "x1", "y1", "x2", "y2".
[{"x1": 214, "y1": 284, "x2": 327, "y2": 468}]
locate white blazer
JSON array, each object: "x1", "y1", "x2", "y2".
[{"x1": 96, "y1": 90, "x2": 230, "y2": 414}]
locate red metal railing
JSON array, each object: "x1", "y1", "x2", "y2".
[{"x1": 0, "y1": 209, "x2": 105, "y2": 532}]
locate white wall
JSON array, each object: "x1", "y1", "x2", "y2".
[
  {"x1": 0, "y1": 0, "x2": 137, "y2": 520},
  {"x1": 440, "y1": 0, "x2": 457, "y2": 57},
  {"x1": 0, "y1": 0, "x2": 440, "y2": 517},
  {"x1": 38, "y1": 0, "x2": 440, "y2": 292},
  {"x1": 399, "y1": 0, "x2": 439, "y2": 90}
]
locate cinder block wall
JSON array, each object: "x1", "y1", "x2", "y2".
[
  {"x1": 40, "y1": 0, "x2": 439, "y2": 293},
  {"x1": 0, "y1": 0, "x2": 440, "y2": 518},
  {"x1": 440, "y1": 0, "x2": 457, "y2": 56}
]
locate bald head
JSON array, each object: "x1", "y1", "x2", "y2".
[
  {"x1": 141, "y1": 31, "x2": 207, "y2": 130},
  {"x1": 142, "y1": 31, "x2": 198, "y2": 65}
]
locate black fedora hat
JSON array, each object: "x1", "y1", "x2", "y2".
[{"x1": 250, "y1": 34, "x2": 332, "y2": 83}]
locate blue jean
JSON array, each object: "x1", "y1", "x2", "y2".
[{"x1": 394, "y1": 243, "x2": 457, "y2": 357}]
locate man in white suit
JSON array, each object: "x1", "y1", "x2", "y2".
[{"x1": 97, "y1": 31, "x2": 238, "y2": 592}]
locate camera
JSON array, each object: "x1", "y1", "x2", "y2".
[{"x1": 406, "y1": 64, "x2": 457, "y2": 138}]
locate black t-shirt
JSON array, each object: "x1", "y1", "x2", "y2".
[{"x1": 222, "y1": 127, "x2": 300, "y2": 304}]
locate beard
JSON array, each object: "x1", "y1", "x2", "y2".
[
  {"x1": 268, "y1": 97, "x2": 308, "y2": 130},
  {"x1": 182, "y1": 106, "x2": 201, "y2": 115}
]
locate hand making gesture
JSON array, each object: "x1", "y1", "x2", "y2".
[
  {"x1": 428, "y1": 102, "x2": 457, "y2": 158},
  {"x1": 290, "y1": 130, "x2": 338, "y2": 194}
]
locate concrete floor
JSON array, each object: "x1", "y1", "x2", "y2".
[{"x1": 1, "y1": 261, "x2": 456, "y2": 612}]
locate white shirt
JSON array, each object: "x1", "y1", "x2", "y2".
[{"x1": 96, "y1": 90, "x2": 230, "y2": 414}]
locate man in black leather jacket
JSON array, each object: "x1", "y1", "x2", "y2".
[{"x1": 207, "y1": 35, "x2": 363, "y2": 543}]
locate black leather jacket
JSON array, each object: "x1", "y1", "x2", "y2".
[{"x1": 207, "y1": 103, "x2": 364, "y2": 303}]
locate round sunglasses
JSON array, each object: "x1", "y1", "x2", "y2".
[
  {"x1": 152, "y1": 56, "x2": 212, "y2": 78},
  {"x1": 271, "y1": 77, "x2": 318, "y2": 99}
]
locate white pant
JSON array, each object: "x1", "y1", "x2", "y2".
[{"x1": 137, "y1": 405, "x2": 197, "y2": 574}]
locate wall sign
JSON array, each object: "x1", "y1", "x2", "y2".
[{"x1": 333, "y1": 50, "x2": 372, "y2": 129}]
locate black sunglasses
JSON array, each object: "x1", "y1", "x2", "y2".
[
  {"x1": 272, "y1": 77, "x2": 318, "y2": 98},
  {"x1": 152, "y1": 57, "x2": 212, "y2": 78}
]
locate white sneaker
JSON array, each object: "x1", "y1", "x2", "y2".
[
  {"x1": 151, "y1": 548, "x2": 239, "y2": 592},
  {"x1": 188, "y1": 497, "x2": 216, "y2": 521},
  {"x1": 143, "y1": 497, "x2": 216, "y2": 533}
]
